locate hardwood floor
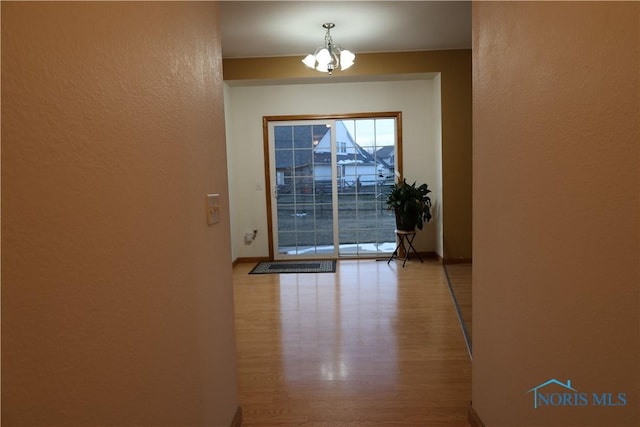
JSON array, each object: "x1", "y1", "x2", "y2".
[
  {"x1": 443, "y1": 263, "x2": 472, "y2": 355},
  {"x1": 232, "y1": 260, "x2": 471, "y2": 427}
]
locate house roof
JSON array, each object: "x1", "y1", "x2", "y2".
[
  {"x1": 275, "y1": 149, "x2": 315, "y2": 170},
  {"x1": 315, "y1": 121, "x2": 378, "y2": 164},
  {"x1": 376, "y1": 146, "x2": 394, "y2": 158}
]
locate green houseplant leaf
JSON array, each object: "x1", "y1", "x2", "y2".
[{"x1": 386, "y1": 178, "x2": 432, "y2": 230}]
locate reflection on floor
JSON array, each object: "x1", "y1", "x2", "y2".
[
  {"x1": 233, "y1": 260, "x2": 471, "y2": 427},
  {"x1": 444, "y1": 263, "x2": 472, "y2": 356}
]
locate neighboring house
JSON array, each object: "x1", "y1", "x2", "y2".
[
  {"x1": 313, "y1": 121, "x2": 387, "y2": 189},
  {"x1": 375, "y1": 146, "x2": 395, "y2": 180},
  {"x1": 275, "y1": 149, "x2": 314, "y2": 194}
]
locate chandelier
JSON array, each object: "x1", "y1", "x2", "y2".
[{"x1": 302, "y1": 23, "x2": 355, "y2": 75}]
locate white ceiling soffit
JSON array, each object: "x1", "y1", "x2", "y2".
[{"x1": 219, "y1": 1, "x2": 472, "y2": 59}]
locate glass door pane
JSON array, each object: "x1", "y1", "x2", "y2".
[
  {"x1": 270, "y1": 122, "x2": 337, "y2": 259},
  {"x1": 336, "y1": 119, "x2": 397, "y2": 256}
]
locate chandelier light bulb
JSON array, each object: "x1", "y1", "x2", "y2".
[
  {"x1": 340, "y1": 50, "x2": 355, "y2": 70},
  {"x1": 316, "y1": 48, "x2": 332, "y2": 65},
  {"x1": 302, "y1": 54, "x2": 317, "y2": 68}
]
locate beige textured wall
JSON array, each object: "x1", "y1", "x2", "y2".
[
  {"x1": 224, "y1": 50, "x2": 472, "y2": 262},
  {"x1": 1, "y1": 2, "x2": 238, "y2": 426},
  {"x1": 473, "y1": 2, "x2": 639, "y2": 426}
]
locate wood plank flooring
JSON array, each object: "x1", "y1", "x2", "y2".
[{"x1": 233, "y1": 260, "x2": 471, "y2": 427}]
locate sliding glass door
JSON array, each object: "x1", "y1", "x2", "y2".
[
  {"x1": 266, "y1": 114, "x2": 400, "y2": 259},
  {"x1": 269, "y1": 120, "x2": 336, "y2": 258}
]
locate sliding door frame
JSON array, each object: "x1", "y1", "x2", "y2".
[{"x1": 262, "y1": 112, "x2": 403, "y2": 260}]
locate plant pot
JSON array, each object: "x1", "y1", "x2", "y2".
[{"x1": 394, "y1": 208, "x2": 417, "y2": 231}]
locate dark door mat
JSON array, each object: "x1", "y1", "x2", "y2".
[{"x1": 249, "y1": 260, "x2": 337, "y2": 274}]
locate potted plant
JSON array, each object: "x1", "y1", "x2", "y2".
[{"x1": 386, "y1": 178, "x2": 432, "y2": 231}]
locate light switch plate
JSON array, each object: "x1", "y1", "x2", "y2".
[{"x1": 206, "y1": 194, "x2": 220, "y2": 225}]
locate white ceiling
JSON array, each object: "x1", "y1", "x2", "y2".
[{"x1": 219, "y1": 1, "x2": 472, "y2": 59}]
